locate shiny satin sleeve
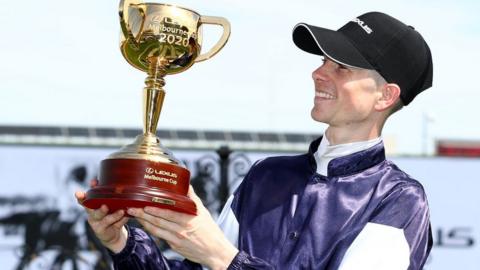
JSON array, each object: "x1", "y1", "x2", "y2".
[
  {"x1": 338, "y1": 181, "x2": 431, "y2": 270},
  {"x1": 370, "y1": 181, "x2": 432, "y2": 270},
  {"x1": 218, "y1": 193, "x2": 275, "y2": 270},
  {"x1": 227, "y1": 251, "x2": 275, "y2": 270},
  {"x1": 111, "y1": 226, "x2": 203, "y2": 270},
  {"x1": 224, "y1": 162, "x2": 276, "y2": 270}
]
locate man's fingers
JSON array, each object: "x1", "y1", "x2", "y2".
[
  {"x1": 91, "y1": 209, "x2": 124, "y2": 234},
  {"x1": 136, "y1": 218, "x2": 178, "y2": 244},
  {"x1": 129, "y1": 208, "x2": 183, "y2": 233},
  {"x1": 84, "y1": 207, "x2": 94, "y2": 216},
  {"x1": 88, "y1": 204, "x2": 109, "y2": 222},
  {"x1": 74, "y1": 191, "x2": 96, "y2": 216},
  {"x1": 75, "y1": 191, "x2": 87, "y2": 205},
  {"x1": 100, "y1": 210, "x2": 125, "y2": 228},
  {"x1": 142, "y1": 207, "x2": 191, "y2": 225},
  {"x1": 75, "y1": 191, "x2": 85, "y2": 200},
  {"x1": 113, "y1": 217, "x2": 129, "y2": 230},
  {"x1": 99, "y1": 204, "x2": 109, "y2": 214}
]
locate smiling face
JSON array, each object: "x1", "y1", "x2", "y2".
[{"x1": 311, "y1": 57, "x2": 386, "y2": 129}]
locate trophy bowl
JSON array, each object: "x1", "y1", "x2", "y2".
[{"x1": 82, "y1": 0, "x2": 230, "y2": 215}]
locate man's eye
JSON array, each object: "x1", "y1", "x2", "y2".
[{"x1": 338, "y1": 64, "x2": 349, "y2": 70}]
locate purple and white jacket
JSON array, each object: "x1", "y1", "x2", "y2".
[{"x1": 111, "y1": 137, "x2": 432, "y2": 269}]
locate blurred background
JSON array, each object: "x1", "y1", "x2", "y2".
[{"x1": 0, "y1": 0, "x2": 479, "y2": 269}]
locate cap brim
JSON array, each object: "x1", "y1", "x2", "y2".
[{"x1": 293, "y1": 23, "x2": 373, "y2": 69}]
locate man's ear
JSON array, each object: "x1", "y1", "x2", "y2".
[{"x1": 375, "y1": 83, "x2": 401, "y2": 111}]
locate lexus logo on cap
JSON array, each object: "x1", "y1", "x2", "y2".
[{"x1": 351, "y1": 18, "x2": 373, "y2": 34}]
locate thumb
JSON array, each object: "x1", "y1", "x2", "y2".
[{"x1": 75, "y1": 191, "x2": 86, "y2": 204}]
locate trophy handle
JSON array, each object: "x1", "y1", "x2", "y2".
[
  {"x1": 195, "y1": 16, "x2": 231, "y2": 62},
  {"x1": 119, "y1": 0, "x2": 146, "y2": 46}
]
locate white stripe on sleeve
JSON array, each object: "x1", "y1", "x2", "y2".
[
  {"x1": 216, "y1": 194, "x2": 239, "y2": 248},
  {"x1": 338, "y1": 222, "x2": 410, "y2": 270}
]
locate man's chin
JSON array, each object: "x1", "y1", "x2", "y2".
[{"x1": 311, "y1": 110, "x2": 328, "y2": 124}]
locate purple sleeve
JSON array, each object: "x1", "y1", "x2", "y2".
[
  {"x1": 227, "y1": 251, "x2": 275, "y2": 270},
  {"x1": 225, "y1": 166, "x2": 275, "y2": 270},
  {"x1": 371, "y1": 182, "x2": 432, "y2": 270},
  {"x1": 110, "y1": 226, "x2": 203, "y2": 270}
]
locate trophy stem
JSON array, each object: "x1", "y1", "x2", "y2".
[{"x1": 143, "y1": 57, "x2": 167, "y2": 135}]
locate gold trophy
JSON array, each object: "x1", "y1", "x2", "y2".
[{"x1": 82, "y1": 0, "x2": 230, "y2": 215}]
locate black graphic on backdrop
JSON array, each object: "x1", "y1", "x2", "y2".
[{"x1": 0, "y1": 147, "x2": 252, "y2": 269}]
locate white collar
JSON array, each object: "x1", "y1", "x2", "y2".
[{"x1": 314, "y1": 136, "x2": 383, "y2": 176}]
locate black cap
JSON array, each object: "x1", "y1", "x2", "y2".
[{"x1": 293, "y1": 12, "x2": 433, "y2": 105}]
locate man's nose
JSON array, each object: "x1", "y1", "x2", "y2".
[{"x1": 312, "y1": 65, "x2": 328, "y2": 82}]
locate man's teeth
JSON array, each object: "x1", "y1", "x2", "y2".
[{"x1": 316, "y1": 91, "x2": 336, "y2": 99}]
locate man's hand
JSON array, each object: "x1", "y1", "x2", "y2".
[
  {"x1": 127, "y1": 186, "x2": 238, "y2": 270},
  {"x1": 75, "y1": 180, "x2": 129, "y2": 254}
]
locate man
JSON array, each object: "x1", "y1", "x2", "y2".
[{"x1": 76, "y1": 11, "x2": 433, "y2": 269}]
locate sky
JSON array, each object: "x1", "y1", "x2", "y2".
[{"x1": 0, "y1": 0, "x2": 479, "y2": 155}]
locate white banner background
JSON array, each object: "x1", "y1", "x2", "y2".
[{"x1": 0, "y1": 145, "x2": 478, "y2": 269}]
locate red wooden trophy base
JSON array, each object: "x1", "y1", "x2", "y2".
[{"x1": 83, "y1": 158, "x2": 197, "y2": 215}]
